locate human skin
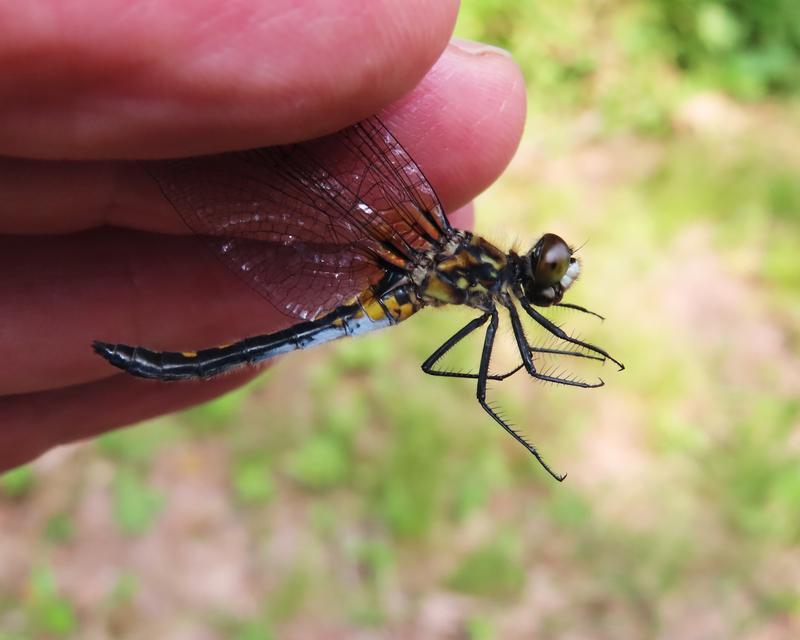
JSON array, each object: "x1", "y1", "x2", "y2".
[{"x1": 0, "y1": 0, "x2": 527, "y2": 471}]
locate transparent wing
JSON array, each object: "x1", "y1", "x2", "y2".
[{"x1": 145, "y1": 116, "x2": 450, "y2": 320}]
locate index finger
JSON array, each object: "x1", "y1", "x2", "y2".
[
  {"x1": 0, "y1": 43, "x2": 524, "y2": 235},
  {"x1": 0, "y1": 0, "x2": 458, "y2": 159}
]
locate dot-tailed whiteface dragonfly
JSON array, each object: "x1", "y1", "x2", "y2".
[{"x1": 93, "y1": 116, "x2": 623, "y2": 480}]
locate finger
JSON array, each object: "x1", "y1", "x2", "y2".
[
  {"x1": 384, "y1": 39, "x2": 526, "y2": 217},
  {"x1": 2, "y1": 48, "x2": 525, "y2": 395},
  {"x1": 0, "y1": 41, "x2": 524, "y2": 234},
  {"x1": 0, "y1": 203, "x2": 463, "y2": 395},
  {"x1": 0, "y1": 230, "x2": 269, "y2": 395},
  {"x1": 5, "y1": 201, "x2": 472, "y2": 396},
  {"x1": 446, "y1": 201, "x2": 474, "y2": 232},
  {"x1": 0, "y1": 370, "x2": 258, "y2": 473},
  {"x1": 0, "y1": 0, "x2": 458, "y2": 159}
]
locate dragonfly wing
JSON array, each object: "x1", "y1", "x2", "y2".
[{"x1": 145, "y1": 116, "x2": 448, "y2": 321}]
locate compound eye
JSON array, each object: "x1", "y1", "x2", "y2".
[{"x1": 532, "y1": 234, "x2": 571, "y2": 286}]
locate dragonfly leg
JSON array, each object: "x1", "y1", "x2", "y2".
[
  {"x1": 476, "y1": 308, "x2": 566, "y2": 482},
  {"x1": 528, "y1": 345, "x2": 605, "y2": 362},
  {"x1": 519, "y1": 298, "x2": 625, "y2": 371},
  {"x1": 421, "y1": 312, "x2": 523, "y2": 381},
  {"x1": 505, "y1": 302, "x2": 605, "y2": 389},
  {"x1": 553, "y1": 302, "x2": 605, "y2": 321}
]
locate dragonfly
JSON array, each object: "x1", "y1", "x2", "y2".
[{"x1": 93, "y1": 116, "x2": 623, "y2": 480}]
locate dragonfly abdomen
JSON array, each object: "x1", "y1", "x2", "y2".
[{"x1": 93, "y1": 286, "x2": 422, "y2": 380}]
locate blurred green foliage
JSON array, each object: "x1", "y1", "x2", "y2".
[
  {"x1": 25, "y1": 566, "x2": 77, "y2": 636},
  {"x1": 43, "y1": 513, "x2": 75, "y2": 545},
  {"x1": 112, "y1": 468, "x2": 164, "y2": 536},
  {"x1": 0, "y1": 466, "x2": 35, "y2": 498},
  {"x1": 97, "y1": 417, "x2": 179, "y2": 464},
  {"x1": 447, "y1": 533, "x2": 526, "y2": 598},
  {"x1": 286, "y1": 434, "x2": 350, "y2": 489},
  {"x1": 265, "y1": 566, "x2": 311, "y2": 624},
  {"x1": 232, "y1": 621, "x2": 276, "y2": 640},
  {"x1": 641, "y1": 144, "x2": 800, "y2": 236},
  {"x1": 231, "y1": 457, "x2": 276, "y2": 504},
  {"x1": 708, "y1": 397, "x2": 800, "y2": 543},
  {"x1": 457, "y1": 0, "x2": 800, "y2": 133},
  {"x1": 107, "y1": 572, "x2": 139, "y2": 608},
  {"x1": 466, "y1": 616, "x2": 496, "y2": 640},
  {"x1": 185, "y1": 383, "x2": 252, "y2": 433},
  {"x1": 653, "y1": 0, "x2": 800, "y2": 97}
]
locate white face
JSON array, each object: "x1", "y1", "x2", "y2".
[
  {"x1": 560, "y1": 257, "x2": 581, "y2": 290},
  {"x1": 538, "y1": 257, "x2": 580, "y2": 301}
]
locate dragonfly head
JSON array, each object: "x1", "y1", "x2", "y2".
[{"x1": 521, "y1": 233, "x2": 580, "y2": 307}]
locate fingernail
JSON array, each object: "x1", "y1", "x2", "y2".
[{"x1": 449, "y1": 37, "x2": 512, "y2": 59}]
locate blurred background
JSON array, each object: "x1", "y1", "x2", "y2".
[{"x1": 2, "y1": 1, "x2": 799, "y2": 638}]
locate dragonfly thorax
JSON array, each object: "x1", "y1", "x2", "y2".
[{"x1": 413, "y1": 231, "x2": 514, "y2": 311}]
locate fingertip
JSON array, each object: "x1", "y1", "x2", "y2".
[
  {"x1": 447, "y1": 202, "x2": 475, "y2": 231},
  {"x1": 381, "y1": 39, "x2": 527, "y2": 213}
]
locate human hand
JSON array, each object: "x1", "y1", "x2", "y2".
[{"x1": 0, "y1": 0, "x2": 526, "y2": 471}]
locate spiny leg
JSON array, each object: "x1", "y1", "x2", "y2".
[
  {"x1": 505, "y1": 302, "x2": 604, "y2": 389},
  {"x1": 519, "y1": 298, "x2": 624, "y2": 370},
  {"x1": 554, "y1": 302, "x2": 605, "y2": 321},
  {"x1": 476, "y1": 308, "x2": 566, "y2": 482},
  {"x1": 528, "y1": 346, "x2": 604, "y2": 362},
  {"x1": 422, "y1": 312, "x2": 523, "y2": 381}
]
